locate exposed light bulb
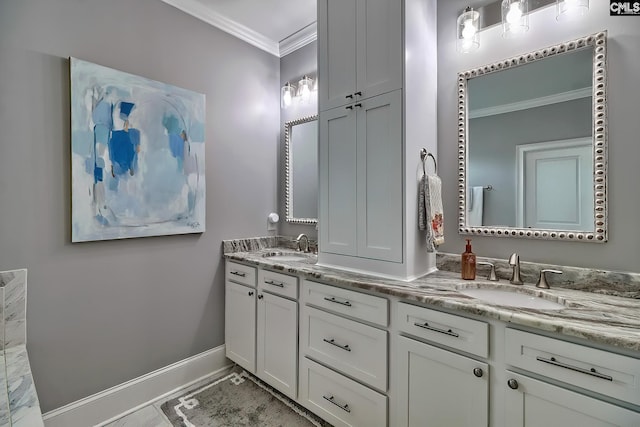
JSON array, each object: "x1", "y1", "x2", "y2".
[
  {"x1": 457, "y1": 7, "x2": 479, "y2": 53},
  {"x1": 506, "y1": 3, "x2": 523, "y2": 24},
  {"x1": 283, "y1": 91, "x2": 292, "y2": 106},
  {"x1": 461, "y1": 19, "x2": 477, "y2": 40}
]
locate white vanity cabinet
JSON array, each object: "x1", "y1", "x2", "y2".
[
  {"x1": 504, "y1": 329, "x2": 640, "y2": 426},
  {"x1": 224, "y1": 261, "x2": 257, "y2": 372},
  {"x1": 396, "y1": 302, "x2": 490, "y2": 427},
  {"x1": 319, "y1": 90, "x2": 403, "y2": 263},
  {"x1": 225, "y1": 261, "x2": 299, "y2": 399},
  {"x1": 299, "y1": 279, "x2": 389, "y2": 427},
  {"x1": 317, "y1": 0, "x2": 402, "y2": 112}
]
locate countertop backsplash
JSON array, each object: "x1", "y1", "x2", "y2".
[{"x1": 437, "y1": 253, "x2": 640, "y2": 299}]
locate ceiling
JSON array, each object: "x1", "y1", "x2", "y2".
[{"x1": 161, "y1": 0, "x2": 317, "y2": 57}]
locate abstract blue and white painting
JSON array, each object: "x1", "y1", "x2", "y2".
[{"x1": 70, "y1": 58, "x2": 206, "y2": 242}]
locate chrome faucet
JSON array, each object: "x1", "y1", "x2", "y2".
[
  {"x1": 536, "y1": 269, "x2": 562, "y2": 289},
  {"x1": 296, "y1": 234, "x2": 310, "y2": 253},
  {"x1": 508, "y1": 253, "x2": 524, "y2": 285}
]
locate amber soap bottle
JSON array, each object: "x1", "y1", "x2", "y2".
[{"x1": 461, "y1": 239, "x2": 476, "y2": 280}]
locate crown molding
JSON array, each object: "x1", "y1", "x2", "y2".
[
  {"x1": 161, "y1": 0, "x2": 280, "y2": 56},
  {"x1": 279, "y1": 22, "x2": 318, "y2": 57},
  {"x1": 468, "y1": 87, "x2": 592, "y2": 119}
]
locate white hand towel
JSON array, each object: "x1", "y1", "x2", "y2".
[{"x1": 467, "y1": 186, "x2": 484, "y2": 226}]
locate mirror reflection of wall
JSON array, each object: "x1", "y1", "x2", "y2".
[
  {"x1": 466, "y1": 45, "x2": 594, "y2": 230},
  {"x1": 285, "y1": 115, "x2": 318, "y2": 224},
  {"x1": 290, "y1": 119, "x2": 318, "y2": 220}
]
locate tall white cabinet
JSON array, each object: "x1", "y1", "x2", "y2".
[{"x1": 317, "y1": 0, "x2": 438, "y2": 279}]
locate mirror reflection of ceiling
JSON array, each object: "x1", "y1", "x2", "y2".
[{"x1": 467, "y1": 47, "x2": 593, "y2": 113}]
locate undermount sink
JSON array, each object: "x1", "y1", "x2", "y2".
[
  {"x1": 261, "y1": 251, "x2": 312, "y2": 262},
  {"x1": 457, "y1": 285, "x2": 566, "y2": 310}
]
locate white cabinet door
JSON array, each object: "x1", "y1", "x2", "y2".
[
  {"x1": 318, "y1": 0, "x2": 357, "y2": 111},
  {"x1": 396, "y1": 336, "x2": 489, "y2": 427},
  {"x1": 356, "y1": 90, "x2": 403, "y2": 262},
  {"x1": 505, "y1": 371, "x2": 640, "y2": 427},
  {"x1": 356, "y1": 0, "x2": 402, "y2": 102},
  {"x1": 319, "y1": 105, "x2": 357, "y2": 257},
  {"x1": 318, "y1": 0, "x2": 402, "y2": 112},
  {"x1": 225, "y1": 280, "x2": 256, "y2": 373},
  {"x1": 257, "y1": 292, "x2": 298, "y2": 399}
]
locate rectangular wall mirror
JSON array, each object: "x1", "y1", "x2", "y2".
[
  {"x1": 285, "y1": 115, "x2": 318, "y2": 224},
  {"x1": 458, "y1": 31, "x2": 607, "y2": 242}
]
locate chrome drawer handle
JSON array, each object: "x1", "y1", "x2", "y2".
[
  {"x1": 323, "y1": 338, "x2": 351, "y2": 352},
  {"x1": 413, "y1": 322, "x2": 460, "y2": 338},
  {"x1": 264, "y1": 280, "x2": 284, "y2": 288},
  {"x1": 536, "y1": 356, "x2": 613, "y2": 381},
  {"x1": 323, "y1": 296, "x2": 352, "y2": 307},
  {"x1": 322, "y1": 395, "x2": 351, "y2": 413},
  {"x1": 230, "y1": 271, "x2": 246, "y2": 277}
]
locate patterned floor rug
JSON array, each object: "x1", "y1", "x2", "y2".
[{"x1": 160, "y1": 368, "x2": 332, "y2": 427}]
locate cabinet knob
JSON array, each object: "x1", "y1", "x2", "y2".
[
  {"x1": 507, "y1": 379, "x2": 519, "y2": 390},
  {"x1": 473, "y1": 368, "x2": 483, "y2": 378},
  {"x1": 258, "y1": 294, "x2": 264, "y2": 300},
  {"x1": 248, "y1": 291, "x2": 254, "y2": 296}
]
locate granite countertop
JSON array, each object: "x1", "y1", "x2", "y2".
[{"x1": 224, "y1": 248, "x2": 640, "y2": 353}]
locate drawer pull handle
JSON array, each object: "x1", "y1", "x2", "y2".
[
  {"x1": 414, "y1": 322, "x2": 460, "y2": 338},
  {"x1": 264, "y1": 280, "x2": 284, "y2": 288},
  {"x1": 323, "y1": 338, "x2": 351, "y2": 352},
  {"x1": 536, "y1": 356, "x2": 613, "y2": 381},
  {"x1": 324, "y1": 297, "x2": 352, "y2": 307},
  {"x1": 322, "y1": 395, "x2": 351, "y2": 413},
  {"x1": 230, "y1": 271, "x2": 246, "y2": 277}
]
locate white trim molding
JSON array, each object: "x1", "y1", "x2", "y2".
[
  {"x1": 42, "y1": 345, "x2": 230, "y2": 427},
  {"x1": 161, "y1": 0, "x2": 317, "y2": 57},
  {"x1": 161, "y1": 0, "x2": 280, "y2": 56},
  {"x1": 280, "y1": 22, "x2": 318, "y2": 57},
  {"x1": 468, "y1": 87, "x2": 591, "y2": 119}
]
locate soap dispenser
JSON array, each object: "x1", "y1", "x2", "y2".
[{"x1": 461, "y1": 239, "x2": 476, "y2": 280}]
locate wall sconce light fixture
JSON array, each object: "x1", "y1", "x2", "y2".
[
  {"x1": 556, "y1": 0, "x2": 589, "y2": 21},
  {"x1": 457, "y1": 6, "x2": 480, "y2": 53},
  {"x1": 281, "y1": 82, "x2": 296, "y2": 108},
  {"x1": 281, "y1": 74, "x2": 318, "y2": 109},
  {"x1": 502, "y1": 0, "x2": 529, "y2": 37},
  {"x1": 297, "y1": 75, "x2": 313, "y2": 103}
]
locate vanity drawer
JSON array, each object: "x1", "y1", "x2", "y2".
[
  {"x1": 397, "y1": 302, "x2": 488, "y2": 358},
  {"x1": 505, "y1": 328, "x2": 640, "y2": 406},
  {"x1": 302, "y1": 280, "x2": 388, "y2": 327},
  {"x1": 299, "y1": 357, "x2": 387, "y2": 427},
  {"x1": 225, "y1": 261, "x2": 256, "y2": 287},
  {"x1": 302, "y1": 305, "x2": 387, "y2": 391},
  {"x1": 258, "y1": 269, "x2": 298, "y2": 299}
]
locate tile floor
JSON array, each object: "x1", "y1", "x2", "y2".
[{"x1": 102, "y1": 368, "x2": 233, "y2": 427}]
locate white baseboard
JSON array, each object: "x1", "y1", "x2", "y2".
[{"x1": 42, "y1": 345, "x2": 230, "y2": 427}]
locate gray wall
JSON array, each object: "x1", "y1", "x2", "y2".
[
  {"x1": 469, "y1": 98, "x2": 592, "y2": 226},
  {"x1": 279, "y1": 41, "x2": 319, "y2": 240},
  {"x1": 0, "y1": 0, "x2": 280, "y2": 412},
  {"x1": 438, "y1": 1, "x2": 640, "y2": 272}
]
